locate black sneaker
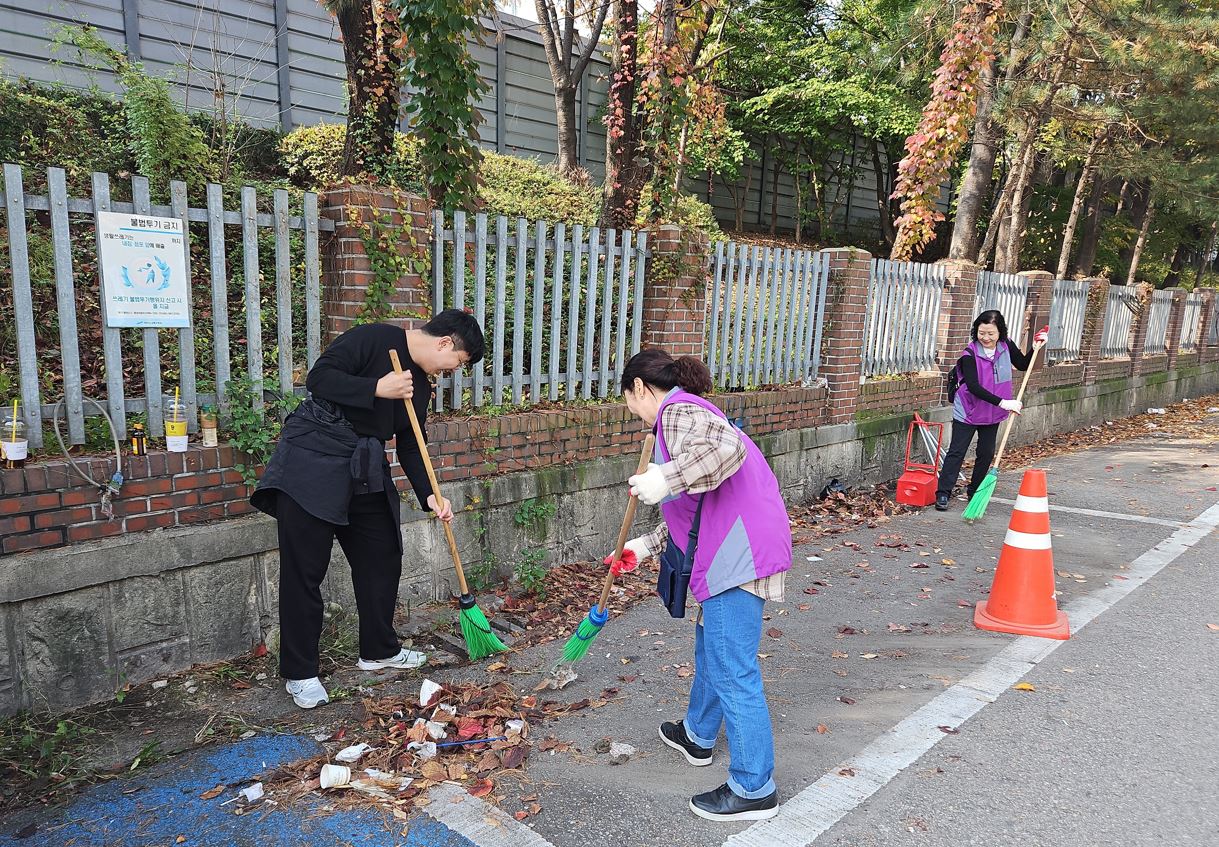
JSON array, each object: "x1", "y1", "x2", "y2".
[
  {"x1": 689, "y1": 782, "x2": 779, "y2": 822},
  {"x1": 658, "y1": 721, "x2": 713, "y2": 767},
  {"x1": 935, "y1": 493, "x2": 949, "y2": 511}
]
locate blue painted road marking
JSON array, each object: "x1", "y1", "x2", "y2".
[{"x1": 0, "y1": 735, "x2": 478, "y2": 847}]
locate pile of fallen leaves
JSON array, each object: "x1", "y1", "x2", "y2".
[
  {"x1": 498, "y1": 557, "x2": 661, "y2": 650},
  {"x1": 789, "y1": 484, "x2": 910, "y2": 544},
  {"x1": 247, "y1": 678, "x2": 609, "y2": 822},
  {"x1": 1006, "y1": 395, "x2": 1219, "y2": 468}
]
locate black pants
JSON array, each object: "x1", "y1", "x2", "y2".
[
  {"x1": 937, "y1": 421, "x2": 999, "y2": 498},
  {"x1": 276, "y1": 492, "x2": 402, "y2": 680}
]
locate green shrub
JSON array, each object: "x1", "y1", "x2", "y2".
[
  {"x1": 637, "y1": 191, "x2": 723, "y2": 239},
  {"x1": 279, "y1": 123, "x2": 423, "y2": 191},
  {"x1": 476, "y1": 152, "x2": 600, "y2": 224}
]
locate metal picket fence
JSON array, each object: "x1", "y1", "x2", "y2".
[
  {"x1": 975, "y1": 270, "x2": 1029, "y2": 345},
  {"x1": 1100, "y1": 284, "x2": 1139, "y2": 359},
  {"x1": 1, "y1": 163, "x2": 326, "y2": 448},
  {"x1": 705, "y1": 242, "x2": 830, "y2": 390},
  {"x1": 1209, "y1": 305, "x2": 1219, "y2": 346},
  {"x1": 1046, "y1": 278, "x2": 1089, "y2": 363},
  {"x1": 430, "y1": 211, "x2": 648, "y2": 411},
  {"x1": 1142, "y1": 289, "x2": 1174, "y2": 356},
  {"x1": 863, "y1": 260, "x2": 945, "y2": 376},
  {"x1": 1179, "y1": 292, "x2": 1205, "y2": 353}
]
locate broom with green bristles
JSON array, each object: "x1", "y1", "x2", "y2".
[
  {"x1": 962, "y1": 332, "x2": 1046, "y2": 522},
  {"x1": 389, "y1": 350, "x2": 507, "y2": 660},
  {"x1": 558, "y1": 434, "x2": 655, "y2": 665}
]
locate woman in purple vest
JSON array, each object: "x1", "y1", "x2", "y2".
[
  {"x1": 606, "y1": 348, "x2": 791, "y2": 822},
  {"x1": 936, "y1": 310, "x2": 1047, "y2": 510}
]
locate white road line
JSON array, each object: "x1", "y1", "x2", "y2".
[
  {"x1": 724, "y1": 499, "x2": 1219, "y2": 847},
  {"x1": 425, "y1": 783, "x2": 558, "y2": 847},
  {"x1": 993, "y1": 498, "x2": 1185, "y2": 528}
]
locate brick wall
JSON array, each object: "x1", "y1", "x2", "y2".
[
  {"x1": 1037, "y1": 362, "x2": 1086, "y2": 391},
  {"x1": 1097, "y1": 359, "x2": 1133, "y2": 382},
  {"x1": 858, "y1": 376, "x2": 943, "y2": 414}
]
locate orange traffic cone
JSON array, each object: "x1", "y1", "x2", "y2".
[{"x1": 974, "y1": 469, "x2": 1070, "y2": 640}]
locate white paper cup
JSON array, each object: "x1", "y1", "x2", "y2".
[
  {"x1": 320, "y1": 763, "x2": 351, "y2": 789},
  {"x1": 1, "y1": 439, "x2": 28, "y2": 461}
]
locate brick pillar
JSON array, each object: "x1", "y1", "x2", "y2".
[
  {"x1": 321, "y1": 184, "x2": 433, "y2": 343},
  {"x1": 1164, "y1": 287, "x2": 1188, "y2": 370},
  {"x1": 1198, "y1": 290, "x2": 1217, "y2": 364},
  {"x1": 1127, "y1": 283, "x2": 1155, "y2": 377},
  {"x1": 819, "y1": 248, "x2": 871, "y2": 424},
  {"x1": 641, "y1": 224, "x2": 711, "y2": 357},
  {"x1": 1079, "y1": 277, "x2": 1111, "y2": 386},
  {"x1": 1017, "y1": 270, "x2": 1053, "y2": 387},
  {"x1": 935, "y1": 259, "x2": 979, "y2": 372}
]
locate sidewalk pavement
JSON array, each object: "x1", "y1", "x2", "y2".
[{"x1": 3, "y1": 407, "x2": 1217, "y2": 847}]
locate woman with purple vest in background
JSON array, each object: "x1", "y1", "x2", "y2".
[
  {"x1": 606, "y1": 348, "x2": 790, "y2": 822},
  {"x1": 936, "y1": 310, "x2": 1047, "y2": 511}
]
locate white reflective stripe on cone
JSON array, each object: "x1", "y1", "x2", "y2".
[
  {"x1": 1003, "y1": 529, "x2": 1053, "y2": 550},
  {"x1": 1013, "y1": 494, "x2": 1049, "y2": 513}
]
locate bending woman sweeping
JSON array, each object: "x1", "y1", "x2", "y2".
[
  {"x1": 936, "y1": 310, "x2": 1047, "y2": 511},
  {"x1": 608, "y1": 348, "x2": 790, "y2": 821}
]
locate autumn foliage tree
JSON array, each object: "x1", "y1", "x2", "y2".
[{"x1": 889, "y1": 0, "x2": 1002, "y2": 260}]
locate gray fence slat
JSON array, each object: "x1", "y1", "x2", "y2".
[
  {"x1": 133, "y1": 177, "x2": 166, "y2": 433},
  {"x1": 729, "y1": 244, "x2": 748, "y2": 386},
  {"x1": 631, "y1": 231, "x2": 647, "y2": 359},
  {"x1": 239, "y1": 186, "x2": 263, "y2": 415},
  {"x1": 786, "y1": 250, "x2": 805, "y2": 380},
  {"x1": 512, "y1": 218, "x2": 527, "y2": 405},
  {"x1": 794, "y1": 251, "x2": 812, "y2": 377},
  {"x1": 582, "y1": 227, "x2": 600, "y2": 399},
  {"x1": 531, "y1": 220, "x2": 546, "y2": 402},
  {"x1": 549, "y1": 222, "x2": 565, "y2": 401},
  {"x1": 707, "y1": 242, "x2": 725, "y2": 380},
  {"x1": 716, "y1": 242, "x2": 735, "y2": 384},
  {"x1": 599, "y1": 229, "x2": 616, "y2": 398},
  {"x1": 92, "y1": 172, "x2": 127, "y2": 438},
  {"x1": 206, "y1": 183, "x2": 233, "y2": 412},
  {"x1": 472, "y1": 212, "x2": 488, "y2": 407},
  {"x1": 432, "y1": 210, "x2": 445, "y2": 412},
  {"x1": 4, "y1": 164, "x2": 43, "y2": 447},
  {"x1": 811, "y1": 253, "x2": 828, "y2": 378},
  {"x1": 755, "y1": 248, "x2": 775, "y2": 386},
  {"x1": 782, "y1": 248, "x2": 799, "y2": 381},
  {"x1": 493, "y1": 215, "x2": 509, "y2": 404},
  {"x1": 273, "y1": 188, "x2": 293, "y2": 401},
  {"x1": 565, "y1": 224, "x2": 584, "y2": 401},
  {"x1": 452, "y1": 209, "x2": 468, "y2": 409},
  {"x1": 170, "y1": 181, "x2": 199, "y2": 432},
  {"x1": 739, "y1": 247, "x2": 759, "y2": 386},
  {"x1": 303, "y1": 192, "x2": 321, "y2": 369},
  {"x1": 47, "y1": 167, "x2": 85, "y2": 444},
  {"x1": 615, "y1": 229, "x2": 633, "y2": 384}
]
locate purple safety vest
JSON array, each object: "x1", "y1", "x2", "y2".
[
  {"x1": 654, "y1": 390, "x2": 791, "y2": 602},
  {"x1": 953, "y1": 340, "x2": 1013, "y2": 426}
]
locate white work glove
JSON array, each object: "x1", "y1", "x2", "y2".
[
  {"x1": 1034, "y1": 328, "x2": 1049, "y2": 346},
  {"x1": 999, "y1": 399, "x2": 1023, "y2": 415},
  {"x1": 628, "y1": 463, "x2": 672, "y2": 505}
]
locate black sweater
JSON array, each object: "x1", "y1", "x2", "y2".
[
  {"x1": 956, "y1": 341, "x2": 1035, "y2": 407},
  {"x1": 304, "y1": 323, "x2": 433, "y2": 507}
]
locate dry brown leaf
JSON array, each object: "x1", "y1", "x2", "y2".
[
  {"x1": 421, "y1": 761, "x2": 447, "y2": 782},
  {"x1": 1013, "y1": 682, "x2": 1036, "y2": 692},
  {"x1": 468, "y1": 778, "x2": 495, "y2": 797},
  {"x1": 831, "y1": 650, "x2": 848, "y2": 659},
  {"x1": 815, "y1": 724, "x2": 829, "y2": 734},
  {"x1": 447, "y1": 762, "x2": 468, "y2": 781},
  {"x1": 199, "y1": 785, "x2": 226, "y2": 800},
  {"x1": 514, "y1": 810, "x2": 530, "y2": 821},
  {"x1": 1207, "y1": 623, "x2": 1219, "y2": 632},
  {"x1": 766, "y1": 627, "x2": 783, "y2": 639}
]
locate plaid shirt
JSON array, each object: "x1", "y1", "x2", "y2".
[{"x1": 635, "y1": 401, "x2": 786, "y2": 603}]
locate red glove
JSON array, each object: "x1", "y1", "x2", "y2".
[
  {"x1": 605, "y1": 549, "x2": 638, "y2": 576},
  {"x1": 1034, "y1": 325, "x2": 1049, "y2": 345}
]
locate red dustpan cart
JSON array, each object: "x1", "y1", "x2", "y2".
[{"x1": 896, "y1": 413, "x2": 943, "y2": 507}]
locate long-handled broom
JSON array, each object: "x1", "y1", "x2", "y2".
[
  {"x1": 388, "y1": 350, "x2": 508, "y2": 660},
  {"x1": 962, "y1": 335, "x2": 1046, "y2": 521},
  {"x1": 558, "y1": 433, "x2": 656, "y2": 665}
]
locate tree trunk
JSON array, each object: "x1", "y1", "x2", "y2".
[
  {"x1": 553, "y1": 84, "x2": 579, "y2": 174},
  {"x1": 998, "y1": 134, "x2": 1038, "y2": 273},
  {"x1": 1163, "y1": 241, "x2": 1186, "y2": 289},
  {"x1": 1126, "y1": 192, "x2": 1155, "y2": 287},
  {"x1": 769, "y1": 153, "x2": 780, "y2": 235},
  {"x1": 870, "y1": 137, "x2": 896, "y2": 247},
  {"x1": 1055, "y1": 131, "x2": 1104, "y2": 279},
  {"x1": 1118, "y1": 183, "x2": 1152, "y2": 271},
  {"x1": 1195, "y1": 221, "x2": 1218, "y2": 287},
  {"x1": 332, "y1": 0, "x2": 401, "y2": 180},
  {"x1": 602, "y1": 0, "x2": 642, "y2": 228},
  {"x1": 793, "y1": 147, "x2": 803, "y2": 242},
  {"x1": 1073, "y1": 177, "x2": 1110, "y2": 277},
  {"x1": 536, "y1": 0, "x2": 610, "y2": 178},
  {"x1": 948, "y1": 60, "x2": 1000, "y2": 259}
]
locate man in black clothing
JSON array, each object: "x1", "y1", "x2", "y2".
[{"x1": 252, "y1": 310, "x2": 485, "y2": 709}]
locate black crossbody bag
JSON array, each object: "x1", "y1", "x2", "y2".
[{"x1": 657, "y1": 496, "x2": 705, "y2": 619}]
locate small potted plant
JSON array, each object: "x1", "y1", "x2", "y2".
[{"x1": 200, "y1": 403, "x2": 219, "y2": 448}]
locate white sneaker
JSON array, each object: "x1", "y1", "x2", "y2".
[
  {"x1": 285, "y1": 677, "x2": 329, "y2": 709},
  {"x1": 357, "y1": 648, "x2": 428, "y2": 671}
]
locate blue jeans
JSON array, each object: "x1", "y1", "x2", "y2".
[{"x1": 682, "y1": 587, "x2": 777, "y2": 799}]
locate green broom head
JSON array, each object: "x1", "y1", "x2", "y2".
[
  {"x1": 962, "y1": 469, "x2": 999, "y2": 521},
  {"x1": 560, "y1": 604, "x2": 609, "y2": 664},
  {"x1": 458, "y1": 594, "x2": 508, "y2": 660}
]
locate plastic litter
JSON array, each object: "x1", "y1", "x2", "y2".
[
  {"x1": 239, "y1": 783, "x2": 264, "y2": 803},
  {"x1": 335, "y1": 743, "x2": 373, "y2": 763},
  {"x1": 419, "y1": 678, "x2": 442, "y2": 707},
  {"x1": 319, "y1": 763, "x2": 351, "y2": 789}
]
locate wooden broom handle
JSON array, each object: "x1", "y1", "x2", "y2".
[
  {"x1": 597, "y1": 433, "x2": 656, "y2": 611},
  {"x1": 991, "y1": 340, "x2": 1044, "y2": 470},
  {"x1": 389, "y1": 349, "x2": 470, "y2": 595}
]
